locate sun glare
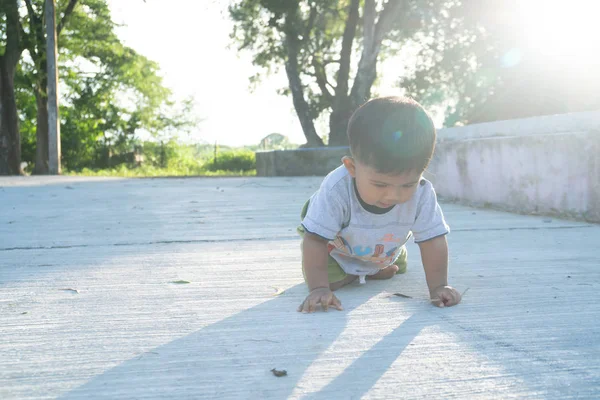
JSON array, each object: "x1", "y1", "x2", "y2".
[{"x1": 519, "y1": 0, "x2": 600, "y2": 63}]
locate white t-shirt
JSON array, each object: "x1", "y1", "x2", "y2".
[{"x1": 301, "y1": 165, "x2": 449, "y2": 281}]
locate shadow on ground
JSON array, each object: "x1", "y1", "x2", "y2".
[{"x1": 60, "y1": 281, "x2": 436, "y2": 399}]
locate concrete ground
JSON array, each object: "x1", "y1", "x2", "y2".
[{"x1": 1, "y1": 176, "x2": 599, "y2": 399}]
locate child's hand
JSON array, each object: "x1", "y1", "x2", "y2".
[
  {"x1": 430, "y1": 285, "x2": 462, "y2": 307},
  {"x1": 297, "y1": 287, "x2": 343, "y2": 313}
]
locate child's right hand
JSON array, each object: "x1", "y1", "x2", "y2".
[{"x1": 297, "y1": 287, "x2": 343, "y2": 313}]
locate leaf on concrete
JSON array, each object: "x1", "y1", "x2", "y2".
[
  {"x1": 60, "y1": 288, "x2": 79, "y2": 294},
  {"x1": 272, "y1": 287, "x2": 285, "y2": 296},
  {"x1": 271, "y1": 368, "x2": 287, "y2": 377},
  {"x1": 171, "y1": 280, "x2": 191, "y2": 284},
  {"x1": 392, "y1": 292, "x2": 412, "y2": 298}
]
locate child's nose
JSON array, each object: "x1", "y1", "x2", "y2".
[
  {"x1": 384, "y1": 189, "x2": 404, "y2": 203},
  {"x1": 385, "y1": 187, "x2": 409, "y2": 204}
]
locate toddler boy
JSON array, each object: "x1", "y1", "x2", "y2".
[{"x1": 297, "y1": 96, "x2": 461, "y2": 313}]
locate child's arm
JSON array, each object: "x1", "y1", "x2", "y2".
[
  {"x1": 302, "y1": 233, "x2": 330, "y2": 290},
  {"x1": 418, "y1": 235, "x2": 461, "y2": 307},
  {"x1": 297, "y1": 233, "x2": 343, "y2": 313}
]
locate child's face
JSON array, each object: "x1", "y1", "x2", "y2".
[{"x1": 343, "y1": 156, "x2": 422, "y2": 208}]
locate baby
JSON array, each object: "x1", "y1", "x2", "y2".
[{"x1": 297, "y1": 96, "x2": 461, "y2": 312}]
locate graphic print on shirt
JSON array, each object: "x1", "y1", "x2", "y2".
[{"x1": 328, "y1": 233, "x2": 406, "y2": 266}]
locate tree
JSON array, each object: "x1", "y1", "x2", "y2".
[
  {"x1": 259, "y1": 132, "x2": 292, "y2": 149},
  {"x1": 14, "y1": 0, "x2": 196, "y2": 171},
  {"x1": 0, "y1": 0, "x2": 77, "y2": 175},
  {"x1": 229, "y1": 0, "x2": 447, "y2": 146},
  {"x1": 0, "y1": 0, "x2": 24, "y2": 175},
  {"x1": 400, "y1": 0, "x2": 600, "y2": 126},
  {"x1": 19, "y1": 0, "x2": 78, "y2": 174}
]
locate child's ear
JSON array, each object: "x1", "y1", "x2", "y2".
[{"x1": 342, "y1": 156, "x2": 356, "y2": 177}]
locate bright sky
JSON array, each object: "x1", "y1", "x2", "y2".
[{"x1": 106, "y1": 0, "x2": 306, "y2": 146}]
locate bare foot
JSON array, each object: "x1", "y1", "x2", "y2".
[
  {"x1": 367, "y1": 265, "x2": 399, "y2": 280},
  {"x1": 330, "y1": 274, "x2": 358, "y2": 291}
]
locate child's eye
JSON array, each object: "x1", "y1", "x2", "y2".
[
  {"x1": 402, "y1": 184, "x2": 416, "y2": 188},
  {"x1": 373, "y1": 183, "x2": 388, "y2": 188}
]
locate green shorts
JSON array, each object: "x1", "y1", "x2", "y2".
[{"x1": 298, "y1": 199, "x2": 407, "y2": 284}]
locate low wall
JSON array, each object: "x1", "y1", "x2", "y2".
[
  {"x1": 256, "y1": 146, "x2": 349, "y2": 176},
  {"x1": 427, "y1": 111, "x2": 600, "y2": 222},
  {"x1": 256, "y1": 111, "x2": 600, "y2": 222}
]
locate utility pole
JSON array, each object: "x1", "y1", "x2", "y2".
[{"x1": 46, "y1": 0, "x2": 61, "y2": 174}]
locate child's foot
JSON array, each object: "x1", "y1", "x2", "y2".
[
  {"x1": 367, "y1": 265, "x2": 399, "y2": 280},
  {"x1": 395, "y1": 262, "x2": 407, "y2": 274}
]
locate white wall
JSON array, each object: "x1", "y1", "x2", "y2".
[{"x1": 427, "y1": 111, "x2": 600, "y2": 222}]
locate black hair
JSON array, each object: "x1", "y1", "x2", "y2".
[{"x1": 347, "y1": 96, "x2": 436, "y2": 174}]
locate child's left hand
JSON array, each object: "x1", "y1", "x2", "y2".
[{"x1": 430, "y1": 285, "x2": 461, "y2": 307}]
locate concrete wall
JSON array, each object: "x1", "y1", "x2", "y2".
[
  {"x1": 256, "y1": 146, "x2": 349, "y2": 176},
  {"x1": 427, "y1": 111, "x2": 600, "y2": 222},
  {"x1": 256, "y1": 111, "x2": 600, "y2": 222}
]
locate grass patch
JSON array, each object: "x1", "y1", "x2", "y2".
[
  {"x1": 65, "y1": 165, "x2": 256, "y2": 177},
  {"x1": 64, "y1": 145, "x2": 257, "y2": 177}
]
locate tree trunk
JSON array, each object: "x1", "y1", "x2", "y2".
[
  {"x1": 328, "y1": 0, "x2": 360, "y2": 146},
  {"x1": 350, "y1": 0, "x2": 380, "y2": 109},
  {"x1": 34, "y1": 88, "x2": 50, "y2": 174},
  {"x1": 329, "y1": 0, "x2": 407, "y2": 147},
  {"x1": 350, "y1": 0, "x2": 406, "y2": 108},
  {"x1": 0, "y1": 0, "x2": 23, "y2": 175},
  {"x1": 328, "y1": 101, "x2": 355, "y2": 146},
  {"x1": 25, "y1": 0, "x2": 77, "y2": 174},
  {"x1": 0, "y1": 58, "x2": 22, "y2": 175},
  {"x1": 46, "y1": 0, "x2": 62, "y2": 174},
  {"x1": 284, "y1": 13, "x2": 323, "y2": 147}
]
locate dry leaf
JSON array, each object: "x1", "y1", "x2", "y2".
[
  {"x1": 171, "y1": 280, "x2": 190, "y2": 284},
  {"x1": 60, "y1": 288, "x2": 79, "y2": 294},
  {"x1": 391, "y1": 293, "x2": 412, "y2": 299},
  {"x1": 272, "y1": 287, "x2": 285, "y2": 296},
  {"x1": 271, "y1": 368, "x2": 287, "y2": 377}
]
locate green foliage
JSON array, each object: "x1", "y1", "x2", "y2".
[
  {"x1": 64, "y1": 142, "x2": 257, "y2": 177},
  {"x1": 400, "y1": 1, "x2": 600, "y2": 126},
  {"x1": 14, "y1": 0, "x2": 197, "y2": 170},
  {"x1": 66, "y1": 164, "x2": 257, "y2": 177},
  {"x1": 229, "y1": 0, "x2": 458, "y2": 145},
  {"x1": 208, "y1": 149, "x2": 256, "y2": 172},
  {"x1": 398, "y1": 2, "x2": 506, "y2": 126},
  {"x1": 229, "y1": 0, "x2": 355, "y2": 119},
  {"x1": 232, "y1": 0, "x2": 600, "y2": 134}
]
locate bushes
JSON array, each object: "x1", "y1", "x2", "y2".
[
  {"x1": 207, "y1": 149, "x2": 256, "y2": 172},
  {"x1": 64, "y1": 141, "x2": 257, "y2": 177}
]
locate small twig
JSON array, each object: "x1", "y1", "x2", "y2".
[{"x1": 390, "y1": 292, "x2": 412, "y2": 299}]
